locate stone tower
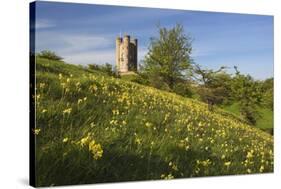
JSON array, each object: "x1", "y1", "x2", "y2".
[{"x1": 116, "y1": 35, "x2": 138, "y2": 74}]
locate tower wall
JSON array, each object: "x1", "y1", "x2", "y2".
[
  {"x1": 129, "y1": 43, "x2": 135, "y2": 71},
  {"x1": 132, "y1": 39, "x2": 138, "y2": 71},
  {"x1": 116, "y1": 34, "x2": 137, "y2": 73},
  {"x1": 121, "y1": 35, "x2": 130, "y2": 72},
  {"x1": 115, "y1": 37, "x2": 121, "y2": 71}
]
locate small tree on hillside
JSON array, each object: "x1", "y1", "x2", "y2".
[
  {"x1": 142, "y1": 24, "x2": 193, "y2": 90},
  {"x1": 261, "y1": 78, "x2": 273, "y2": 110},
  {"x1": 231, "y1": 66, "x2": 263, "y2": 125},
  {"x1": 192, "y1": 63, "x2": 230, "y2": 110}
]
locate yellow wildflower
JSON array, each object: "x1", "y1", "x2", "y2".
[
  {"x1": 63, "y1": 137, "x2": 69, "y2": 143},
  {"x1": 39, "y1": 83, "x2": 45, "y2": 88},
  {"x1": 224, "y1": 161, "x2": 231, "y2": 167},
  {"x1": 259, "y1": 165, "x2": 264, "y2": 172},
  {"x1": 63, "y1": 108, "x2": 72, "y2": 115},
  {"x1": 145, "y1": 122, "x2": 152, "y2": 128},
  {"x1": 77, "y1": 99, "x2": 83, "y2": 105},
  {"x1": 80, "y1": 135, "x2": 90, "y2": 147},
  {"x1": 33, "y1": 128, "x2": 41, "y2": 135},
  {"x1": 88, "y1": 140, "x2": 103, "y2": 160},
  {"x1": 165, "y1": 174, "x2": 174, "y2": 180},
  {"x1": 135, "y1": 137, "x2": 141, "y2": 145},
  {"x1": 246, "y1": 151, "x2": 254, "y2": 159}
]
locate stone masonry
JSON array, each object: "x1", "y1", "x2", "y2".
[{"x1": 116, "y1": 35, "x2": 137, "y2": 74}]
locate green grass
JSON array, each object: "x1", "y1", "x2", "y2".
[
  {"x1": 35, "y1": 58, "x2": 273, "y2": 187},
  {"x1": 222, "y1": 103, "x2": 273, "y2": 129}
]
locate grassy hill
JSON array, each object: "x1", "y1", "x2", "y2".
[{"x1": 34, "y1": 58, "x2": 274, "y2": 187}]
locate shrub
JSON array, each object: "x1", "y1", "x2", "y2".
[
  {"x1": 172, "y1": 82, "x2": 193, "y2": 98},
  {"x1": 37, "y1": 50, "x2": 63, "y2": 61},
  {"x1": 88, "y1": 63, "x2": 115, "y2": 76}
]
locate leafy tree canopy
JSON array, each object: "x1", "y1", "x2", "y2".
[{"x1": 142, "y1": 24, "x2": 193, "y2": 89}]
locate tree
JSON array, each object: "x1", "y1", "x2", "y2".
[
  {"x1": 37, "y1": 50, "x2": 63, "y2": 61},
  {"x1": 231, "y1": 66, "x2": 263, "y2": 125},
  {"x1": 142, "y1": 24, "x2": 193, "y2": 90},
  {"x1": 192, "y1": 63, "x2": 230, "y2": 110},
  {"x1": 261, "y1": 78, "x2": 273, "y2": 110}
]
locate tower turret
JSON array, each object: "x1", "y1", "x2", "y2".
[
  {"x1": 121, "y1": 35, "x2": 130, "y2": 72},
  {"x1": 116, "y1": 34, "x2": 137, "y2": 74},
  {"x1": 131, "y1": 39, "x2": 138, "y2": 71},
  {"x1": 115, "y1": 37, "x2": 121, "y2": 71}
]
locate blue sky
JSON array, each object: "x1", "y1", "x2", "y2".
[{"x1": 34, "y1": 1, "x2": 274, "y2": 80}]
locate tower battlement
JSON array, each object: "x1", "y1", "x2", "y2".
[{"x1": 116, "y1": 35, "x2": 138, "y2": 73}]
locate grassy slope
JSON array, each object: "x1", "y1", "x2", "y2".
[
  {"x1": 35, "y1": 58, "x2": 273, "y2": 187},
  {"x1": 223, "y1": 103, "x2": 273, "y2": 129}
]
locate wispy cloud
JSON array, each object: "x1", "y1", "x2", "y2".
[
  {"x1": 63, "y1": 49, "x2": 115, "y2": 65},
  {"x1": 35, "y1": 29, "x2": 149, "y2": 66},
  {"x1": 36, "y1": 31, "x2": 113, "y2": 52},
  {"x1": 36, "y1": 19, "x2": 56, "y2": 29}
]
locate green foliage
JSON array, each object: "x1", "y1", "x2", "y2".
[
  {"x1": 121, "y1": 73, "x2": 150, "y2": 86},
  {"x1": 88, "y1": 63, "x2": 115, "y2": 76},
  {"x1": 192, "y1": 64, "x2": 231, "y2": 109},
  {"x1": 261, "y1": 78, "x2": 273, "y2": 110},
  {"x1": 37, "y1": 50, "x2": 63, "y2": 61},
  {"x1": 231, "y1": 67, "x2": 263, "y2": 125},
  {"x1": 172, "y1": 82, "x2": 194, "y2": 98},
  {"x1": 142, "y1": 24, "x2": 193, "y2": 89},
  {"x1": 35, "y1": 58, "x2": 273, "y2": 186}
]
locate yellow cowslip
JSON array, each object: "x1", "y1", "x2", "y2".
[
  {"x1": 59, "y1": 73, "x2": 63, "y2": 80},
  {"x1": 80, "y1": 135, "x2": 90, "y2": 147},
  {"x1": 135, "y1": 138, "x2": 141, "y2": 145},
  {"x1": 164, "y1": 173, "x2": 174, "y2": 180},
  {"x1": 63, "y1": 137, "x2": 69, "y2": 143},
  {"x1": 224, "y1": 161, "x2": 231, "y2": 166},
  {"x1": 145, "y1": 122, "x2": 152, "y2": 128},
  {"x1": 39, "y1": 83, "x2": 46, "y2": 89},
  {"x1": 77, "y1": 99, "x2": 83, "y2": 105},
  {"x1": 259, "y1": 165, "x2": 264, "y2": 172},
  {"x1": 33, "y1": 128, "x2": 41, "y2": 135},
  {"x1": 88, "y1": 140, "x2": 103, "y2": 160},
  {"x1": 63, "y1": 108, "x2": 72, "y2": 115}
]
